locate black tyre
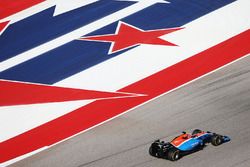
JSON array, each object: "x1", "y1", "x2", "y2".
[
  {"x1": 149, "y1": 145, "x2": 159, "y2": 157},
  {"x1": 192, "y1": 129, "x2": 202, "y2": 135},
  {"x1": 149, "y1": 145, "x2": 155, "y2": 156},
  {"x1": 167, "y1": 148, "x2": 180, "y2": 161},
  {"x1": 211, "y1": 135, "x2": 223, "y2": 146}
]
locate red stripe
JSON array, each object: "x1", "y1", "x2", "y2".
[
  {"x1": 0, "y1": 0, "x2": 45, "y2": 19},
  {"x1": 0, "y1": 30, "x2": 250, "y2": 163},
  {"x1": 0, "y1": 21, "x2": 9, "y2": 34},
  {"x1": 0, "y1": 80, "x2": 138, "y2": 106}
]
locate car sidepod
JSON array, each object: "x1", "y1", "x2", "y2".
[{"x1": 176, "y1": 138, "x2": 202, "y2": 151}]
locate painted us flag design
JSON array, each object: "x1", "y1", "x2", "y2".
[{"x1": 0, "y1": 0, "x2": 249, "y2": 166}]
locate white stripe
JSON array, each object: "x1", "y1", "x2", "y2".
[
  {"x1": 117, "y1": 0, "x2": 169, "y2": 3},
  {"x1": 0, "y1": 0, "x2": 165, "y2": 72},
  {"x1": 53, "y1": 0, "x2": 99, "y2": 16},
  {"x1": 0, "y1": 100, "x2": 92, "y2": 142},
  {"x1": 0, "y1": 1, "x2": 52, "y2": 23},
  {"x1": 0, "y1": 0, "x2": 100, "y2": 23},
  {"x1": 56, "y1": 0, "x2": 250, "y2": 91}
]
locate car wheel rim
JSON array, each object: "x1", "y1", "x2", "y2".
[
  {"x1": 217, "y1": 138, "x2": 221, "y2": 144},
  {"x1": 175, "y1": 152, "x2": 179, "y2": 160}
]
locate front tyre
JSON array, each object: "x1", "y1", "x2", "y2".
[
  {"x1": 211, "y1": 135, "x2": 223, "y2": 146},
  {"x1": 167, "y1": 148, "x2": 180, "y2": 161}
]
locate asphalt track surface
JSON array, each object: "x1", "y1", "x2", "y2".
[{"x1": 11, "y1": 54, "x2": 250, "y2": 167}]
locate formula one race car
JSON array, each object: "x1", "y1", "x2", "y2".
[{"x1": 149, "y1": 129, "x2": 230, "y2": 161}]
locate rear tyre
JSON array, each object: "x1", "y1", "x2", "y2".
[
  {"x1": 149, "y1": 145, "x2": 159, "y2": 157},
  {"x1": 149, "y1": 145, "x2": 155, "y2": 156},
  {"x1": 167, "y1": 148, "x2": 180, "y2": 161},
  {"x1": 211, "y1": 135, "x2": 223, "y2": 146}
]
